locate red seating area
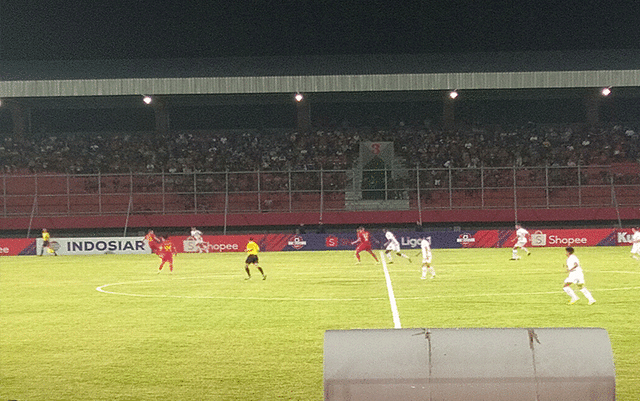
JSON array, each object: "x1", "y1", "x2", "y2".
[{"x1": 2, "y1": 168, "x2": 638, "y2": 228}]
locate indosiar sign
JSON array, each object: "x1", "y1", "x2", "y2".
[{"x1": 36, "y1": 237, "x2": 148, "y2": 255}]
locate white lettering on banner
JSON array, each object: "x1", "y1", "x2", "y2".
[
  {"x1": 618, "y1": 232, "x2": 632, "y2": 244},
  {"x1": 184, "y1": 240, "x2": 239, "y2": 253},
  {"x1": 208, "y1": 243, "x2": 239, "y2": 252},
  {"x1": 547, "y1": 235, "x2": 587, "y2": 246},
  {"x1": 400, "y1": 237, "x2": 424, "y2": 248},
  {"x1": 456, "y1": 234, "x2": 476, "y2": 244},
  {"x1": 530, "y1": 231, "x2": 547, "y2": 246},
  {"x1": 287, "y1": 236, "x2": 307, "y2": 250}
]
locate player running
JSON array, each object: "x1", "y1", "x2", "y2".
[
  {"x1": 511, "y1": 224, "x2": 531, "y2": 260},
  {"x1": 630, "y1": 227, "x2": 640, "y2": 260},
  {"x1": 563, "y1": 247, "x2": 596, "y2": 305},
  {"x1": 190, "y1": 226, "x2": 205, "y2": 252},
  {"x1": 157, "y1": 238, "x2": 177, "y2": 274},
  {"x1": 383, "y1": 229, "x2": 411, "y2": 263},
  {"x1": 144, "y1": 230, "x2": 161, "y2": 255},
  {"x1": 352, "y1": 227, "x2": 379, "y2": 264},
  {"x1": 244, "y1": 238, "x2": 266, "y2": 280},
  {"x1": 420, "y1": 238, "x2": 436, "y2": 279}
]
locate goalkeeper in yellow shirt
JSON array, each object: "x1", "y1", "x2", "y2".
[{"x1": 244, "y1": 238, "x2": 266, "y2": 280}]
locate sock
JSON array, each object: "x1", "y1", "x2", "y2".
[
  {"x1": 257, "y1": 266, "x2": 264, "y2": 275},
  {"x1": 421, "y1": 266, "x2": 427, "y2": 278},
  {"x1": 512, "y1": 250, "x2": 518, "y2": 258},
  {"x1": 245, "y1": 266, "x2": 251, "y2": 277},
  {"x1": 563, "y1": 286, "x2": 578, "y2": 300},
  {"x1": 429, "y1": 267, "x2": 435, "y2": 277},
  {"x1": 580, "y1": 287, "x2": 595, "y2": 302}
]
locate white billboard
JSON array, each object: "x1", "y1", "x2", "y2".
[{"x1": 36, "y1": 237, "x2": 149, "y2": 256}]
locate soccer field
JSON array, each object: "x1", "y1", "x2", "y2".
[{"x1": 2, "y1": 247, "x2": 639, "y2": 400}]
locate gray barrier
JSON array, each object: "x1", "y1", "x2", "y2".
[{"x1": 324, "y1": 328, "x2": 615, "y2": 401}]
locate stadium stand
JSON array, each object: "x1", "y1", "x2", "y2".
[{"x1": 0, "y1": 121, "x2": 638, "y2": 230}]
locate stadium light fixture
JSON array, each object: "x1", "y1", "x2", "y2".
[
  {"x1": 449, "y1": 90, "x2": 459, "y2": 100},
  {"x1": 142, "y1": 95, "x2": 153, "y2": 105},
  {"x1": 294, "y1": 93, "x2": 304, "y2": 102},
  {"x1": 600, "y1": 87, "x2": 612, "y2": 97}
]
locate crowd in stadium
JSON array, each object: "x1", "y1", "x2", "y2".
[{"x1": 1, "y1": 122, "x2": 638, "y2": 174}]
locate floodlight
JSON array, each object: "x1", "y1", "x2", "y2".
[
  {"x1": 294, "y1": 93, "x2": 304, "y2": 102},
  {"x1": 142, "y1": 95, "x2": 153, "y2": 104},
  {"x1": 449, "y1": 90, "x2": 459, "y2": 100},
  {"x1": 601, "y1": 87, "x2": 611, "y2": 97}
]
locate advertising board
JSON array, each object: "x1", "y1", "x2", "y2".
[
  {"x1": 35, "y1": 237, "x2": 148, "y2": 255},
  {"x1": 3, "y1": 228, "x2": 634, "y2": 257}
]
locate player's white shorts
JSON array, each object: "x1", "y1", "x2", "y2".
[
  {"x1": 515, "y1": 239, "x2": 527, "y2": 248},
  {"x1": 386, "y1": 243, "x2": 400, "y2": 252},
  {"x1": 422, "y1": 255, "x2": 432, "y2": 265},
  {"x1": 631, "y1": 243, "x2": 640, "y2": 254},
  {"x1": 564, "y1": 270, "x2": 585, "y2": 285}
]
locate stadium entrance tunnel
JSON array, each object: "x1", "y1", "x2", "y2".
[{"x1": 324, "y1": 328, "x2": 615, "y2": 401}]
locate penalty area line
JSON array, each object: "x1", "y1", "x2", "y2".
[{"x1": 380, "y1": 251, "x2": 402, "y2": 329}]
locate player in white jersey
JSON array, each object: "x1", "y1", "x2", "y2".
[
  {"x1": 383, "y1": 229, "x2": 411, "y2": 263},
  {"x1": 563, "y1": 247, "x2": 596, "y2": 305},
  {"x1": 511, "y1": 224, "x2": 531, "y2": 260},
  {"x1": 420, "y1": 238, "x2": 436, "y2": 279},
  {"x1": 630, "y1": 227, "x2": 640, "y2": 260},
  {"x1": 190, "y1": 226, "x2": 205, "y2": 252}
]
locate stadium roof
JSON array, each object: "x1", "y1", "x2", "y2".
[{"x1": 2, "y1": 50, "x2": 639, "y2": 99}]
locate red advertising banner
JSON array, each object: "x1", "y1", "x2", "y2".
[
  {"x1": 174, "y1": 234, "x2": 297, "y2": 253},
  {"x1": 0, "y1": 239, "x2": 36, "y2": 255},
  {"x1": 490, "y1": 228, "x2": 619, "y2": 248}
]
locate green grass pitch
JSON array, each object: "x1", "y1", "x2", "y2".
[{"x1": 2, "y1": 247, "x2": 639, "y2": 400}]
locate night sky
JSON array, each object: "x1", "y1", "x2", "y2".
[{"x1": 2, "y1": 1, "x2": 639, "y2": 61}]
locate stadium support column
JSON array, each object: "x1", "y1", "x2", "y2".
[
  {"x1": 153, "y1": 97, "x2": 170, "y2": 135},
  {"x1": 584, "y1": 92, "x2": 600, "y2": 126},
  {"x1": 296, "y1": 96, "x2": 311, "y2": 133},
  {"x1": 443, "y1": 94, "x2": 455, "y2": 131},
  {"x1": 8, "y1": 101, "x2": 29, "y2": 138}
]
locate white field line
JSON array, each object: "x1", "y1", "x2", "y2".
[
  {"x1": 380, "y1": 251, "x2": 402, "y2": 329},
  {"x1": 96, "y1": 271, "x2": 640, "y2": 302}
]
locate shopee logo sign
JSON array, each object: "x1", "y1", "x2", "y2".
[{"x1": 547, "y1": 235, "x2": 587, "y2": 246}]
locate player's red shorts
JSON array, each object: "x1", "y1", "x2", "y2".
[{"x1": 160, "y1": 252, "x2": 173, "y2": 262}]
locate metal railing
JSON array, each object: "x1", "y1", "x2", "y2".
[{"x1": 2, "y1": 164, "x2": 639, "y2": 219}]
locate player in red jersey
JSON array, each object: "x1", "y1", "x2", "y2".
[
  {"x1": 352, "y1": 226, "x2": 379, "y2": 264},
  {"x1": 144, "y1": 230, "x2": 161, "y2": 255},
  {"x1": 157, "y1": 238, "x2": 177, "y2": 273}
]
